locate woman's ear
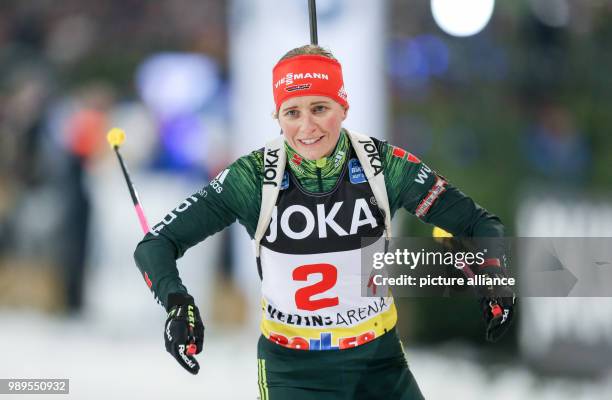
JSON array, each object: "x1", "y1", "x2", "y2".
[{"x1": 342, "y1": 107, "x2": 348, "y2": 121}]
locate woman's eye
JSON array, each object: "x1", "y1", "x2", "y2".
[
  {"x1": 312, "y1": 105, "x2": 327, "y2": 113},
  {"x1": 285, "y1": 110, "x2": 298, "y2": 117}
]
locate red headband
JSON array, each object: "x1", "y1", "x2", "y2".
[{"x1": 272, "y1": 54, "x2": 348, "y2": 112}]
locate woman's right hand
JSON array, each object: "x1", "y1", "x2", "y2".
[{"x1": 164, "y1": 292, "x2": 205, "y2": 374}]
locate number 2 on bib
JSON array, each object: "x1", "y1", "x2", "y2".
[{"x1": 293, "y1": 263, "x2": 339, "y2": 311}]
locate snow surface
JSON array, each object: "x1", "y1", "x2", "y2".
[{"x1": 1, "y1": 312, "x2": 611, "y2": 400}]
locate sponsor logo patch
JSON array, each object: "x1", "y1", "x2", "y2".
[
  {"x1": 333, "y1": 150, "x2": 345, "y2": 168},
  {"x1": 151, "y1": 195, "x2": 199, "y2": 236},
  {"x1": 415, "y1": 176, "x2": 447, "y2": 217},
  {"x1": 291, "y1": 153, "x2": 302, "y2": 166},
  {"x1": 210, "y1": 168, "x2": 230, "y2": 193},
  {"x1": 392, "y1": 146, "x2": 421, "y2": 164},
  {"x1": 358, "y1": 140, "x2": 383, "y2": 176},
  {"x1": 268, "y1": 331, "x2": 376, "y2": 351},
  {"x1": 414, "y1": 164, "x2": 432, "y2": 184},
  {"x1": 286, "y1": 83, "x2": 311, "y2": 92},
  {"x1": 348, "y1": 158, "x2": 367, "y2": 184},
  {"x1": 265, "y1": 198, "x2": 378, "y2": 242},
  {"x1": 280, "y1": 171, "x2": 289, "y2": 190},
  {"x1": 338, "y1": 85, "x2": 347, "y2": 100},
  {"x1": 263, "y1": 148, "x2": 280, "y2": 187},
  {"x1": 392, "y1": 146, "x2": 406, "y2": 159},
  {"x1": 178, "y1": 344, "x2": 196, "y2": 368},
  {"x1": 406, "y1": 152, "x2": 421, "y2": 163},
  {"x1": 275, "y1": 72, "x2": 330, "y2": 88}
]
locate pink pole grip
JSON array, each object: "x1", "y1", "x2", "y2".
[{"x1": 134, "y1": 203, "x2": 151, "y2": 234}]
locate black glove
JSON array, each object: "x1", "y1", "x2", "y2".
[
  {"x1": 480, "y1": 292, "x2": 516, "y2": 342},
  {"x1": 475, "y1": 259, "x2": 516, "y2": 343},
  {"x1": 164, "y1": 293, "x2": 204, "y2": 374}
]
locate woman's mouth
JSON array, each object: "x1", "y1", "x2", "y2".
[{"x1": 298, "y1": 136, "x2": 324, "y2": 145}]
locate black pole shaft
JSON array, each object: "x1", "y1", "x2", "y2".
[
  {"x1": 309, "y1": 0, "x2": 318, "y2": 45},
  {"x1": 113, "y1": 146, "x2": 140, "y2": 206}
]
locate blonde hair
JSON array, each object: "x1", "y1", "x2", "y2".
[{"x1": 278, "y1": 44, "x2": 337, "y2": 62}]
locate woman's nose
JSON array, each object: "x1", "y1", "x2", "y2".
[{"x1": 300, "y1": 113, "x2": 317, "y2": 133}]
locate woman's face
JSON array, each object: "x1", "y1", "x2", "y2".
[{"x1": 278, "y1": 95, "x2": 347, "y2": 160}]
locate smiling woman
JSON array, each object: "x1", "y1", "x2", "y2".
[
  {"x1": 134, "y1": 43, "x2": 513, "y2": 400},
  {"x1": 278, "y1": 96, "x2": 347, "y2": 160}
]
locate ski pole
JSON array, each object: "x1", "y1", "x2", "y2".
[
  {"x1": 308, "y1": 0, "x2": 318, "y2": 45},
  {"x1": 106, "y1": 128, "x2": 198, "y2": 356},
  {"x1": 106, "y1": 128, "x2": 150, "y2": 234}
]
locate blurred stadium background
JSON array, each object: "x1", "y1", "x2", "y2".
[{"x1": 1, "y1": 0, "x2": 611, "y2": 398}]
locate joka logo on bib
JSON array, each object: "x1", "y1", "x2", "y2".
[{"x1": 265, "y1": 199, "x2": 378, "y2": 242}]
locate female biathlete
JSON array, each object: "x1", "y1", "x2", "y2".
[{"x1": 134, "y1": 45, "x2": 515, "y2": 399}]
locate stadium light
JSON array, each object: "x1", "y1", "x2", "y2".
[
  {"x1": 431, "y1": 0, "x2": 495, "y2": 37},
  {"x1": 136, "y1": 52, "x2": 220, "y2": 118}
]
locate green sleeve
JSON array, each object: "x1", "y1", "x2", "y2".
[
  {"x1": 381, "y1": 141, "x2": 504, "y2": 238},
  {"x1": 133, "y1": 150, "x2": 263, "y2": 308}
]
